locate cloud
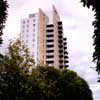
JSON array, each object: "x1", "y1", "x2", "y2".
[
  {"x1": 2, "y1": 0, "x2": 99, "y2": 100},
  {"x1": 91, "y1": 83, "x2": 100, "y2": 100}
]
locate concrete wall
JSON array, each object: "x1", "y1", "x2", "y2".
[
  {"x1": 37, "y1": 9, "x2": 48, "y2": 66},
  {"x1": 52, "y1": 5, "x2": 60, "y2": 68}
]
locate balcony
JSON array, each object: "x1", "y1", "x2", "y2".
[
  {"x1": 59, "y1": 60, "x2": 63, "y2": 63},
  {"x1": 59, "y1": 54, "x2": 63, "y2": 58},
  {"x1": 64, "y1": 60, "x2": 69, "y2": 63},
  {"x1": 46, "y1": 61, "x2": 54, "y2": 64},
  {"x1": 46, "y1": 55, "x2": 54, "y2": 58},
  {"x1": 64, "y1": 47, "x2": 67, "y2": 49},
  {"x1": 63, "y1": 38, "x2": 67, "y2": 41},
  {"x1": 58, "y1": 40, "x2": 63, "y2": 44},
  {"x1": 47, "y1": 34, "x2": 54, "y2": 37},
  {"x1": 58, "y1": 21, "x2": 62, "y2": 25},
  {"x1": 47, "y1": 44, "x2": 54, "y2": 48},
  {"x1": 59, "y1": 65, "x2": 63, "y2": 69},
  {"x1": 47, "y1": 39, "x2": 54, "y2": 42},
  {"x1": 47, "y1": 24, "x2": 54, "y2": 27},
  {"x1": 58, "y1": 35, "x2": 63, "y2": 39},
  {"x1": 58, "y1": 44, "x2": 63, "y2": 48},
  {"x1": 58, "y1": 26, "x2": 63, "y2": 30},
  {"x1": 59, "y1": 50, "x2": 63, "y2": 53},
  {"x1": 58, "y1": 30, "x2": 62, "y2": 34},
  {"x1": 64, "y1": 56, "x2": 68, "y2": 59},
  {"x1": 64, "y1": 65, "x2": 69, "y2": 68},
  {"x1": 46, "y1": 50, "x2": 54, "y2": 53},
  {"x1": 64, "y1": 51, "x2": 68, "y2": 54},
  {"x1": 46, "y1": 29, "x2": 54, "y2": 32},
  {"x1": 64, "y1": 42, "x2": 67, "y2": 45}
]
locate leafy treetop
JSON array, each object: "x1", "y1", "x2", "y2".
[{"x1": 81, "y1": 0, "x2": 100, "y2": 74}]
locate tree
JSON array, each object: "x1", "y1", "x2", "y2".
[
  {"x1": 0, "y1": 39, "x2": 35, "y2": 100},
  {"x1": 57, "y1": 69, "x2": 93, "y2": 100},
  {"x1": 0, "y1": 0, "x2": 8, "y2": 44},
  {"x1": 25, "y1": 66, "x2": 93, "y2": 100},
  {"x1": 23, "y1": 66, "x2": 61, "y2": 100},
  {"x1": 0, "y1": 39, "x2": 93, "y2": 100},
  {"x1": 80, "y1": 0, "x2": 100, "y2": 75},
  {"x1": 7, "y1": 39, "x2": 35, "y2": 72},
  {"x1": 0, "y1": 0, "x2": 8, "y2": 65}
]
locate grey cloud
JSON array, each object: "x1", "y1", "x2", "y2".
[
  {"x1": 3, "y1": 0, "x2": 99, "y2": 100},
  {"x1": 9, "y1": 0, "x2": 26, "y2": 9},
  {"x1": 91, "y1": 84, "x2": 100, "y2": 100}
]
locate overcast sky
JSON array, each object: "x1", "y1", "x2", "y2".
[{"x1": 1, "y1": 0, "x2": 100, "y2": 100}]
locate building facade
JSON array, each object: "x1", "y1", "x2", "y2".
[{"x1": 20, "y1": 5, "x2": 68, "y2": 69}]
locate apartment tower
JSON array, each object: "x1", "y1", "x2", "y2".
[{"x1": 20, "y1": 5, "x2": 68, "y2": 68}]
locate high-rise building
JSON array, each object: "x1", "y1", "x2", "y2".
[{"x1": 20, "y1": 5, "x2": 68, "y2": 69}]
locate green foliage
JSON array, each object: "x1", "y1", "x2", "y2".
[
  {"x1": 0, "y1": 39, "x2": 35, "y2": 99},
  {"x1": 23, "y1": 67, "x2": 61, "y2": 100},
  {"x1": 0, "y1": 39, "x2": 93, "y2": 100},
  {"x1": 80, "y1": 0, "x2": 100, "y2": 74},
  {"x1": 0, "y1": 0, "x2": 8, "y2": 44},
  {"x1": 24, "y1": 67, "x2": 93, "y2": 100},
  {"x1": 7, "y1": 39, "x2": 35, "y2": 72},
  {"x1": 56, "y1": 69, "x2": 93, "y2": 100},
  {"x1": 26, "y1": 67, "x2": 93, "y2": 100}
]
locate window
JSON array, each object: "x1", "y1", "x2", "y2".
[
  {"x1": 27, "y1": 25, "x2": 29, "y2": 28},
  {"x1": 46, "y1": 50, "x2": 54, "y2": 53},
  {"x1": 23, "y1": 20, "x2": 25, "y2": 24},
  {"x1": 46, "y1": 39, "x2": 54, "y2": 42},
  {"x1": 33, "y1": 34, "x2": 35, "y2": 37},
  {"x1": 26, "y1": 34, "x2": 28, "y2": 37},
  {"x1": 33, "y1": 24, "x2": 35, "y2": 26},
  {"x1": 22, "y1": 30, "x2": 24, "y2": 33},
  {"x1": 33, "y1": 19, "x2": 35, "y2": 22},
  {"x1": 33, "y1": 38, "x2": 35, "y2": 41},
  {"x1": 47, "y1": 34, "x2": 54, "y2": 37},
  {"x1": 46, "y1": 55, "x2": 54, "y2": 58},
  {"x1": 27, "y1": 20, "x2": 29, "y2": 23},
  {"x1": 33, "y1": 29, "x2": 35, "y2": 32},
  {"x1": 46, "y1": 29, "x2": 54, "y2": 32},
  {"x1": 47, "y1": 24, "x2": 54, "y2": 27},
  {"x1": 23, "y1": 25, "x2": 25, "y2": 28},
  {"x1": 26, "y1": 40, "x2": 28, "y2": 43},
  {"x1": 46, "y1": 61, "x2": 54, "y2": 64},
  {"x1": 46, "y1": 44, "x2": 54, "y2": 48},
  {"x1": 27, "y1": 30, "x2": 29, "y2": 32},
  {"x1": 29, "y1": 14, "x2": 35, "y2": 18}
]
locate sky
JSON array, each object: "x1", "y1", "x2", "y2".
[{"x1": 1, "y1": 0, "x2": 100, "y2": 100}]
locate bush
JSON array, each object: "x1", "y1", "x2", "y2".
[{"x1": 25, "y1": 67, "x2": 93, "y2": 100}]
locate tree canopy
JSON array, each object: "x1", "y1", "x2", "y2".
[
  {"x1": 0, "y1": 39, "x2": 93, "y2": 100},
  {"x1": 0, "y1": 0, "x2": 8, "y2": 44},
  {"x1": 0, "y1": 39, "x2": 35, "y2": 99},
  {"x1": 80, "y1": 0, "x2": 100, "y2": 74}
]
